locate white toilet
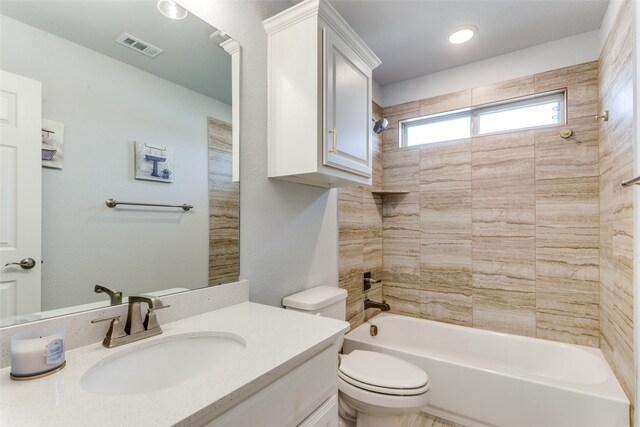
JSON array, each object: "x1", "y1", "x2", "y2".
[{"x1": 283, "y1": 286, "x2": 430, "y2": 427}]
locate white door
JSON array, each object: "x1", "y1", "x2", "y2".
[
  {"x1": 323, "y1": 27, "x2": 372, "y2": 178},
  {"x1": 0, "y1": 70, "x2": 42, "y2": 317}
]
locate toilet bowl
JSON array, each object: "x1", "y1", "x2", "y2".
[
  {"x1": 337, "y1": 350, "x2": 430, "y2": 427},
  {"x1": 283, "y1": 287, "x2": 430, "y2": 427}
]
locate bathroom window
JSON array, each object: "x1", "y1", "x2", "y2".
[
  {"x1": 400, "y1": 90, "x2": 566, "y2": 147},
  {"x1": 402, "y1": 111, "x2": 472, "y2": 147}
]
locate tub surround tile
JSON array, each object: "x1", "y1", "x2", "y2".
[
  {"x1": 420, "y1": 139, "x2": 472, "y2": 192},
  {"x1": 534, "y1": 120, "x2": 599, "y2": 182},
  {"x1": 419, "y1": 90, "x2": 471, "y2": 117},
  {"x1": 421, "y1": 289, "x2": 472, "y2": 327},
  {"x1": 471, "y1": 131, "x2": 535, "y2": 184},
  {"x1": 471, "y1": 130, "x2": 536, "y2": 337},
  {"x1": 473, "y1": 288, "x2": 536, "y2": 337},
  {"x1": 535, "y1": 62, "x2": 599, "y2": 120},
  {"x1": 383, "y1": 192, "x2": 420, "y2": 236},
  {"x1": 420, "y1": 238, "x2": 472, "y2": 326},
  {"x1": 384, "y1": 284, "x2": 422, "y2": 317},
  {"x1": 534, "y1": 62, "x2": 598, "y2": 92},
  {"x1": 420, "y1": 190, "x2": 472, "y2": 240},
  {"x1": 383, "y1": 101, "x2": 420, "y2": 153},
  {"x1": 383, "y1": 147, "x2": 420, "y2": 191},
  {"x1": 375, "y1": 60, "x2": 601, "y2": 349},
  {"x1": 598, "y1": 0, "x2": 635, "y2": 411},
  {"x1": 566, "y1": 82, "x2": 599, "y2": 120},
  {"x1": 471, "y1": 76, "x2": 535, "y2": 106},
  {"x1": 337, "y1": 118, "x2": 385, "y2": 328},
  {"x1": 420, "y1": 240, "x2": 472, "y2": 283},
  {"x1": 383, "y1": 248, "x2": 420, "y2": 286},
  {"x1": 536, "y1": 289, "x2": 599, "y2": 347},
  {"x1": 338, "y1": 187, "x2": 366, "y2": 222},
  {"x1": 383, "y1": 190, "x2": 420, "y2": 292},
  {"x1": 535, "y1": 252, "x2": 599, "y2": 293},
  {"x1": 384, "y1": 100, "x2": 421, "y2": 118}
]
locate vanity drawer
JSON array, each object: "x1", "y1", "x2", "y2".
[{"x1": 202, "y1": 345, "x2": 338, "y2": 427}]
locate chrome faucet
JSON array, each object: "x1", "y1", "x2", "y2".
[
  {"x1": 364, "y1": 298, "x2": 390, "y2": 312},
  {"x1": 94, "y1": 284, "x2": 122, "y2": 305},
  {"x1": 92, "y1": 295, "x2": 170, "y2": 348}
]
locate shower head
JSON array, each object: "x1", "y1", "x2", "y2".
[{"x1": 373, "y1": 118, "x2": 388, "y2": 134}]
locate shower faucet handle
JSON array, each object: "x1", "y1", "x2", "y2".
[{"x1": 363, "y1": 271, "x2": 381, "y2": 291}]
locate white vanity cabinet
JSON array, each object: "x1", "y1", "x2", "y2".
[
  {"x1": 202, "y1": 346, "x2": 339, "y2": 427},
  {"x1": 264, "y1": 0, "x2": 381, "y2": 188}
]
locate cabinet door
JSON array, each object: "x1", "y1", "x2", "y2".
[
  {"x1": 298, "y1": 395, "x2": 338, "y2": 427},
  {"x1": 323, "y1": 27, "x2": 372, "y2": 178}
]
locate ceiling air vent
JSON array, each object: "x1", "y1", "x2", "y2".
[{"x1": 115, "y1": 33, "x2": 163, "y2": 58}]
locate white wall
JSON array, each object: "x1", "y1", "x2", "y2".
[
  {"x1": 179, "y1": 0, "x2": 340, "y2": 307},
  {"x1": 381, "y1": 30, "x2": 601, "y2": 107},
  {"x1": 0, "y1": 15, "x2": 231, "y2": 309},
  {"x1": 372, "y1": 79, "x2": 383, "y2": 106}
]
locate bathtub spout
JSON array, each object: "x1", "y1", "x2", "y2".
[{"x1": 364, "y1": 298, "x2": 390, "y2": 311}]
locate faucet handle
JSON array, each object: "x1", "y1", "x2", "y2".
[
  {"x1": 91, "y1": 315, "x2": 120, "y2": 323},
  {"x1": 92, "y1": 315, "x2": 127, "y2": 347},
  {"x1": 143, "y1": 305, "x2": 170, "y2": 331}
]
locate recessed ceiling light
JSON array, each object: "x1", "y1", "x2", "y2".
[
  {"x1": 448, "y1": 26, "x2": 476, "y2": 44},
  {"x1": 157, "y1": 0, "x2": 188, "y2": 20}
]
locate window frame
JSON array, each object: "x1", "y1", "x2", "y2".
[
  {"x1": 400, "y1": 108, "x2": 472, "y2": 148},
  {"x1": 399, "y1": 89, "x2": 567, "y2": 148}
]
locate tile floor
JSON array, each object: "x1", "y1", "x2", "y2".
[{"x1": 400, "y1": 412, "x2": 464, "y2": 427}]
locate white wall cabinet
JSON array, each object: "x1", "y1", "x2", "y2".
[{"x1": 264, "y1": 0, "x2": 381, "y2": 188}]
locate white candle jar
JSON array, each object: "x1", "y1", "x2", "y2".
[{"x1": 10, "y1": 328, "x2": 65, "y2": 380}]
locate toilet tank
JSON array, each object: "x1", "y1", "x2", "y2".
[{"x1": 282, "y1": 286, "x2": 347, "y2": 320}]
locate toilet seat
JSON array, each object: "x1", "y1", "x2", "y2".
[
  {"x1": 338, "y1": 350, "x2": 429, "y2": 396},
  {"x1": 338, "y1": 377, "x2": 430, "y2": 415}
]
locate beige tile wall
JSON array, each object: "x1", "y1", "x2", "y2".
[
  {"x1": 381, "y1": 61, "x2": 601, "y2": 346},
  {"x1": 598, "y1": 0, "x2": 635, "y2": 413},
  {"x1": 338, "y1": 103, "x2": 385, "y2": 328},
  {"x1": 208, "y1": 117, "x2": 240, "y2": 285}
]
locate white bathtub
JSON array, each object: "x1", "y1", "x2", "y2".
[{"x1": 343, "y1": 313, "x2": 629, "y2": 427}]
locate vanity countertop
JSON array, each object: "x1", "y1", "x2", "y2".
[{"x1": 0, "y1": 302, "x2": 349, "y2": 426}]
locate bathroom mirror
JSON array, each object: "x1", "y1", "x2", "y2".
[{"x1": 0, "y1": 1, "x2": 240, "y2": 326}]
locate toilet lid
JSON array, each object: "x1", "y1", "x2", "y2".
[{"x1": 339, "y1": 350, "x2": 429, "y2": 394}]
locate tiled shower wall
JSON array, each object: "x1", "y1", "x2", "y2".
[
  {"x1": 338, "y1": 103, "x2": 384, "y2": 329},
  {"x1": 380, "y1": 61, "x2": 600, "y2": 346},
  {"x1": 598, "y1": 0, "x2": 635, "y2": 408}
]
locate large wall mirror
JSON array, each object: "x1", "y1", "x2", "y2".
[{"x1": 0, "y1": 1, "x2": 240, "y2": 327}]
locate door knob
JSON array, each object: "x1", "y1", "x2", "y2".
[{"x1": 4, "y1": 258, "x2": 36, "y2": 270}]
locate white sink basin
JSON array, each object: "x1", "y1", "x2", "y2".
[{"x1": 80, "y1": 332, "x2": 246, "y2": 395}]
